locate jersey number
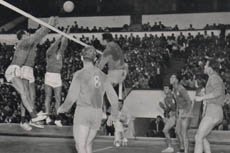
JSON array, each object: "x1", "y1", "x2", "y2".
[{"x1": 94, "y1": 75, "x2": 101, "y2": 88}]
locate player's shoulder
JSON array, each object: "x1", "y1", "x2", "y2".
[
  {"x1": 17, "y1": 38, "x2": 29, "y2": 48},
  {"x1": 210, "y1": 73, "x2": 223, "y2": 82},
  {"x1": 94, "y1": 67, "x2": 107, "y2": 78},
  {"x1": 178, "y1": 84, "x2": 186, "y2": 91},
  {"x1": 73, "y1": 69, "x2": 83, "y2": 78},
  {"x1": 107, "y1": 41, "x2": 120, "y2": 49},
  {"x1": 176, "y1": 84, "x2": 187, "y2": 94}
]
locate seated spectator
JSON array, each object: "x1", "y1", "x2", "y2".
[{"x1": 146, "y1": 116, "x2": 165, "y2": 137}]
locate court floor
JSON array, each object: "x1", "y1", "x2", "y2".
[{"x1": 0, "y1": 135, "x2": 229, "y2": 153}]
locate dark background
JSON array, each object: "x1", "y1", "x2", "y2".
[{"x1": 1, "y1": 0, "x2": 230, "y2": 19}]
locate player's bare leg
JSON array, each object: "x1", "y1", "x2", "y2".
[
  {"x1": 181, "y1": 118, "x2": 190, "y2": 153},
  {"x1": 12, "y1": 78, "x2": 33, "y2": 112},
  {"x1": 203, "y1": 138, "x2": 211, "y2": 153},
  {"x1": 11, "y1": 77, "x2": 46, "y2": 122},
  {"x1": 22, "y1": 79, "x2": 45, "y2": 128},
  {"x1": 74, "y1": 124, "x2": 90, "y2": 153},
  {"x1": 54, "y1": 87, "x2": 63, "y2": 127},
  {"x1": 86, "y1": 129, "x2": 98, "y2": 153},
  {"x1": 162, "y1": 117, "x2": 175, "y2": 152},
  {"x1": 118, "y1": 83, "x2": 123, "y2": 100},
  {"x1": 20, "y1": 103, "x2": 32, "y2": 131},
  {"x1": 194, "y1": 117, "x2": 218, "y2": 153},
  {"x1": 28, "y1": 82, "x2": 36, "y2": 108},
  {"x1": 45, "y1": 85, "x2": 53, "y2": 124},
  {"x1": 175, "y1": 118, "x2": 184, "y2": 152}
]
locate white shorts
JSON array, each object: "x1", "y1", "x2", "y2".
[
  {"x1": 20, "y1": 66, "x2": 35, "y2": 83},
  {"x1": 5, "y1": 65, "x2": 21, "y2": 82},
  {"x1": 108, "y1": 69, "x2": 127, "y2": 85},
  {"x1": 45, "y1": 72, "x2": 62, "y2": 88}
]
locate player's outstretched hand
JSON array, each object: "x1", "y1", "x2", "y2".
[{"x1": 48, "y1": 16, "x2": 59, "y2": 27}]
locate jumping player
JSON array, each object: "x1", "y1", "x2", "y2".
[
  {"x1": 44, "y1": 28, "x2": 69, "y2": 127},
  {"x1": 194, "y1": 59, "x2": 225, "y2": 153},
  {"x1": 20, "y1": 17, "x2": 58, "y2": 129},
  {"x1": 159, "y1": 85, "x2": 176, "y2": 153},
  {"x1": 97, "y1": 32, "x2": 128, "y2": 101},
  {"x1": 170, "y1": 74, "x2": 193, "y2": 153},
  {"x1": 57, "y1": 46, "x2": 119, "y2": 153},
  {"x1": 5, "y1": 17, "x2": 57, "y2": 130}
]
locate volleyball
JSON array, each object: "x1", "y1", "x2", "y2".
[{"x1": 63, "y1": 1, "x2": 75, "y2": 13}]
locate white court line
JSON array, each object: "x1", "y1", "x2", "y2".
[{"x1": 93, "y1": 146, "x2": 113, "y2": 153}]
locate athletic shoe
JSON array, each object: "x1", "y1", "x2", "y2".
[
  {"x1": 54, "y1": 120, "x2": 63, "y2": 127},
  {"x1": 46, "y1": 117, "x2": 52, "y2": 125},
  {"x1": 114, "y1": 141, "x2": 120, "y2": 147},
  {"x1": 37, "y1": 111, "x2": 48, "y2": 116},
  {"x1": 20, "y1": 122, "x2": 32, "y2": 131},
  {"x1": 31, "y1": 114, "x2": 47, "y2": 122},
  {"x1": 29, "y1": 121, "x2": 44, "y2": 128},
  {"x1": 122, "y1": 138, "x2": 128, "y2": 146},
  {"x1": 161, "y1": 147, "x2": 174, "y2": 153}
]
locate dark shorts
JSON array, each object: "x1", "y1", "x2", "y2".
[{"x1": 74, "y1": 107, "x2": 103, "y2": 130}]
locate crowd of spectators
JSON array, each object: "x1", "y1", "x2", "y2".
[
  {"x1": 0, "y1": 28, "x2": 230, "y2": 132},
  {"x1": 2, "y1": 20, "x2": 230, "y2": 35}
]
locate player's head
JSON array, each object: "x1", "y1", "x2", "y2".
[
  {"x1": 163, "y1": 84, "x2": 171, "y2": 94},
  {"x1": 81, "y1": 46, "x2": 97, "y2": 63},
  {"x1": 204, "y1": 59, "x2": 220, "y2": 75},
  {"x1": 102, "y1": 32, "x2": 113, "y2": 44},
  {"x1": 170, "y1": 73, "x2": 181, "y2": 85},
  {"x1": 16, "y1": 30, "x2": 29, "y2": 40}
]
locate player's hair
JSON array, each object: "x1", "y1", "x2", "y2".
[
  {"x1": 171, "y1": 73, "x2": 182, "y2": 82},
  {"x1": 208, "y1": 59, "x2": 220, "y2": 73},
  {"x1": 16, "y1": 30, "x2": 27, "y2": 40},
  {"x1": 81, "y1": 46, "x2": 97, "y2": 62},
  {"x1": 102, "y1": 32, "x2": 113, "y2": 42}
]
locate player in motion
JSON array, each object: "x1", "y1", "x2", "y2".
[
  {"x1": 97, "y1": 33, "x2": 129, "y2": 147},
  {"x1": 113, "y1": 102, "x2": 132, "y2": 147},
  {"x1": 194, "y1": 59, "x2": 225, "y2": 153},
  {"x1": 44, "y1": 28, "x2": 69, "y2": 127},
  {"x1": 5, "y1": 17, "x2": 57, "y2": 130},
  {"x1": 57, "y1": 46, "x2": 119, "y2": 153},
  {"x1": 170, "y1": 74, "x2": 193, "y2": 153},
  {"x1": 97, "y1": 32, "x2": 128, "y2": 101},
  {"x1": 159, "y1": 85, "x2": 176, "y2": 153}
]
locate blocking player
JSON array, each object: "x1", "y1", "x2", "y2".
[
  {"x1": 44, "y1": 28, "x2": 69, "y2": 127},
  {"x1": 5, "y1": 17, "x2": 57, "y2": 130},
  {"x1": 97, "y1": 32, "x2": 128, "y2": 101}
]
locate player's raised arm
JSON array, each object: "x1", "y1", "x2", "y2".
[
  {"x1": 96, "y1": 41, "x2": 113, "y2": 69},
  {"x1": 97, "y1": 53, "x2": 111, "y2": 70},
  {"x1": 29, "y1": 16, "x2": 58, "y2": 43},
  {"x1": 46, "y1": 36, "x2": 62, "y2": 56},
  {"x1": 57, "y1": 73, "x2": 80, "y2": 114},
  {"x1": 58, "y1": 28, "x2": 70, "y2": 53}
]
